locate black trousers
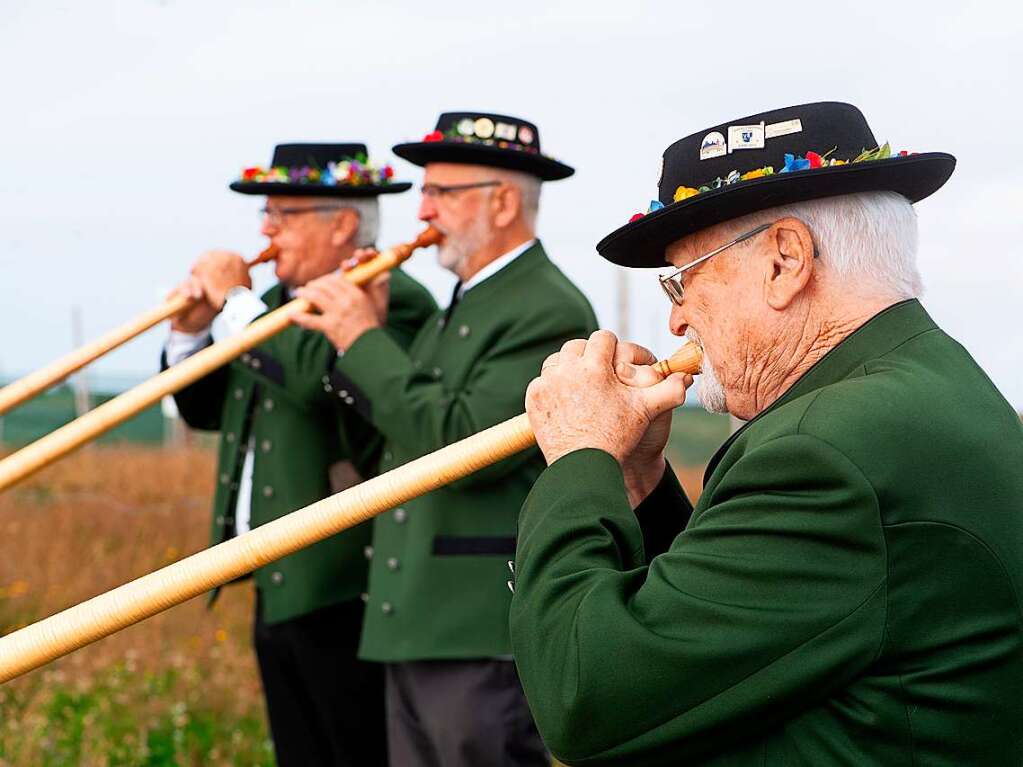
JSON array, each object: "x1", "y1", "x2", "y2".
[
  {"x1": 385, "y1": 659, "x2": 548, "y2": 767},
  {"x1": 253, "y1": 595, "x2": 387, "y2": 767}
]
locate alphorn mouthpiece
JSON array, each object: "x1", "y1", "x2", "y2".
[
  {"x1": 247, "y1": 243, "x2": 280, "y2": 268},
  {"x1": 652, "y1": 343, "x2": 703, "y2": 377}
]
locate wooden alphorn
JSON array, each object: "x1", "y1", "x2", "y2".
[
  {"x1": 0, "y1": 343, "x2": 700, "y2": 682},
  {"x1": 0, "y1": 245, "x2": 280, "y2": 417},
  {"x1": 0, "y1": 228, "x2": 442, "y2": 492}
]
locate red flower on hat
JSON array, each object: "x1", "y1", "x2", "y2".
[
  {"x1": 423, "y1": 131, "x2": 443, "y2": 142},
  {"x1": 242, "y1": 166, "x2": 262, "y2": 180},
  {"x1": 805, "y1": 151, "x2": 824, "y2": 169},
  {"x1": 629, "y1": 213, "x2": 645, "y2": 223},
  {"x1": 383, "y1": 166, "x2": 394, "y2": 179}
]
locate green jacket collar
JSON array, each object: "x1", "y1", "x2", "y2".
[
  {"x1": 703, "y1": 299, "x2": 937, "y2": 481},
  {"x1": 458, "y1": 240, "x2": 549, "y2": 304}
]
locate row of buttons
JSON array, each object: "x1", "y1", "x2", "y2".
[{"x1": 320, "y1": 375, "x2": 356, "y2": 406}]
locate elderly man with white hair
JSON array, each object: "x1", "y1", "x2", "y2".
[
  {"x1": 164, "y1": 142, "x2": 436, "y2": 767},
  {"x1": 295, "y1": 113, "x2": 598, "y2": 766},
  {"x1": 510, "y1": 102, "x2": 1023, "y2": 766}
]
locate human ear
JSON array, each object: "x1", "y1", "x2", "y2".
[
  {"x1": 764, "y1": 217, "x2": 815, "y2": 310},
  {"x1": 492, "y1": 183, "x2": 520, "y2": 229},
  {"x1": 330, "y1": 208, "x2": 360, "y2": 248}
]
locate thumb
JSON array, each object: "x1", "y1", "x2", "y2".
[{"x1": 637, "y1": 372, "x2": 689, "y2": 417}]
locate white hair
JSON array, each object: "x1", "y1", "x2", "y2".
[
  {"x1": 492, "y1": 168, "x2": 542, "y2": 230},
  {"x1": 726, "y1": 191, "x2": 922, "y2": 299},
  {"x1": 315, "y1": 197, "x2": 380, "y2": 247}
]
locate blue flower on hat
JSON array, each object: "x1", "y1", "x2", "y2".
[
  {"x1": 779, "y1": 153, "x2": 811, "y2": 173},
  {"x1": 648, "y1": 200, "x2": 665, "y2": 213}
]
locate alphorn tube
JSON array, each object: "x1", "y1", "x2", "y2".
[
  {"x1": 0, "y1": 228, "x2": 442, "y2": 492},
  {"x1": 0, "y1": 343, "x2": 701, "y2": 683},
  {"x1": 0, "y1": 245, "x2": 280, "y2": 417}
]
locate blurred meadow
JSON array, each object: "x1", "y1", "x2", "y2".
[{"x1": 0, "y1": 407, "x2": 722, "y2": 765}]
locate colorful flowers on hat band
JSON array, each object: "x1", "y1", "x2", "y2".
[
  {"x1": 238, "y1": 154, "x2": 396, "y2": 187},
  {"x1": 630, "y1": 142, "x2": 916, "y2": 221},
  {"x1": 419, "y1": 125, "x2": 563, "y2": 163}
]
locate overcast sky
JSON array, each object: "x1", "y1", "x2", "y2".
[{"x1": 2, "y1": 0, "x2": 1021, "y2": 406}]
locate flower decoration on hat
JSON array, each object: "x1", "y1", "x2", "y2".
[
  {"x1": 627, "y1": 142, "x2": 918, "y2": 222},
  {"x1": 237, "y1": 154, "x2": 396, "y2": 188}
]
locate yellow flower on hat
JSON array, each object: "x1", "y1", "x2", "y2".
[
  {"x1": 740, "y1": 166, "x2": 774, "y2": 181},
  {"x1": 674, "y1": 186, "x2": 699, "y2": 202}
]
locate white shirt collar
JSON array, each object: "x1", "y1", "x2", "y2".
[{"x1": 458, "y1": 239, "x2": 536, "y2": 296}]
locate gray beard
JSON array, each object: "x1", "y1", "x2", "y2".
[
  {"x1": 435, "y1": 214, "x2": 492, "y2": 275},
  {"x1": 685, "y1": 328, "x2": 728, "y2": 414}
]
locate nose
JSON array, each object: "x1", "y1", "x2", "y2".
[
  {"x1": 418, "y1": 195, "x2": 438, "y2": 222},
  {"x1": 260, "y1": 215, "x2": 278, "y2": 238},
  {"x1": 668, "y1": 304, "x2": 688, "y2": 337}
]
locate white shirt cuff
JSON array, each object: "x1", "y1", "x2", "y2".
[
  {"x1": 217, "y1": 288, "x2": 268, "y2": 338},
  {"x1": 165, "y1": 329, "x2": 211, "y2": 366}
]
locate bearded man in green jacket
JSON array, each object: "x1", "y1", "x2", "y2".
[
  {"x1": 293, "y1": 113, "x2": 598, "y2": 766},
  {"x1": 163, "y1": 142, "x2": 436, "y2": 767},
  {"x1": 513, "y1": 102, "x2": 1023, "y2": 765}
]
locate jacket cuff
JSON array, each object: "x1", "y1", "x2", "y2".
[
  {"x1": 633, "y1": 461, "x2": 693, "y2": 561},
  {"x1": 330, "y1": 327, "x2": 414, "y2": 424}
]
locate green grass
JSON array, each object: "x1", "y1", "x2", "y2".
[{"x1": 0, "y1": 663, "x2": 273, "y2": 766}]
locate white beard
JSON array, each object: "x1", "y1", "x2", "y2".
[
  {"x1": 435, "y1": 213, "x2": 493, "y2": 275},
  {"x1": 685, "y1": 328, "x2": 729, "y2": 414}
]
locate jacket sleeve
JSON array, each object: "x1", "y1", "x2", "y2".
[
  {"x1": 162, "y1": 346, "x2": 229, "y2": 432},
  {"x1": 509, "y1": 438, "x2": 887, "y2": 766},
  {"x1": 332, "y1": 303, "x2": 595, "y2": 489}
]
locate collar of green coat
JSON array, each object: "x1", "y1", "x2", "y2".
[
  {"x1": 703, "y1": 298, "x2": 937, "y2": 481},
  {"x1": 457, "y1": 240, "x2": 549, "y2": 303}
]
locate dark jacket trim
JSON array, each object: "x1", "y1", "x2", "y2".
[
  {"x1": 239, "y1": 349, "x2": 285, "y2": 386},
  {"x1": 326, "y1": 364, "x2": 372, "y2": 420},
  {"x1": 432, "y1": 536, "x2": 518, "y2": 556}
]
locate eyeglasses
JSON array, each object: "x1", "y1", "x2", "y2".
[
  {"x1": 658, "y1": 223, "x2": 773, "y2": 306},
  {"x1": 260, "y1": 205, "x2": 343, "y2": 227},
  {"x1": 420, "y1": 180, "x2": 501, "y2": 199}
]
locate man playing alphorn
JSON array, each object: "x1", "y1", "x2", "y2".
[
  {"x1": 511, "y1": 102, "x2": 1023, "y2": 765},
  {"x1": 293, "y1": 113, "x2": 598, "y2": 766},
  {"x1": 163, "y1": 142, "x2": 436, "y2": 767}
]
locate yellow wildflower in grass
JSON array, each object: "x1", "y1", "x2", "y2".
[{"x1": 674, "y1": 186, "x2": 699, "y2": 202}]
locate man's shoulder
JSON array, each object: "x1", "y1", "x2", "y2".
[
  {"x1": 512, "y1": 245, "x2": 598, "y2": 329},
  {"x1": 389, "y1": 267, "x2": 438, "y2": 312}
]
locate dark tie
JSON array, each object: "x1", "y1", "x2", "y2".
[{"x1": 441, "y1": 281, "x2": 463, "y2": 328}]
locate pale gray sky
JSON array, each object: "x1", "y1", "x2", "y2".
[{"x1": 2, "y1": 0, "x2": 1021, "y2": 404}]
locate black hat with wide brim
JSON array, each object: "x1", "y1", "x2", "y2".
[
  {"x1": 393, "y1": 112, "x2": 574, "y2": 181},
  {"x1": 597, "y1": 102, "x2": 956, "y2": 268},
  {"x1": 229, "y1": 143, "x2": 411, "y2": 196}
]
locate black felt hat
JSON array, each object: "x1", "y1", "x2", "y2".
[
  {"x1": 597, "y1": 102, "x2": 956, "y2": 268},
  {"x1": 229, "y1": 143, "x2": 411, "y2": 197},
  {"x1": 393, "y1": 112, "x2": 574, "y2": 181}
]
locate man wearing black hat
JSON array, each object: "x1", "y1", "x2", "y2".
[
  {"x1": 292, "y1": 114, "x2": 598, "y2": 766},
  {"x1": 163, "y1": 143, "x2": 437, "y2": 766},
  {"x1": 510, "y1": 102, "x2": 1023, "y2": 765}
]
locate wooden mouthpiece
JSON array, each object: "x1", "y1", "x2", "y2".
[
  {"x1": 246, "y1": 243, "x2": 280, "y2": 268},
  {"x1": 342, "y1": 226, "x2": 443, "y2": 285},
  {"x1": 652, "y1": 343, "x2": 703, "y2": 378}
]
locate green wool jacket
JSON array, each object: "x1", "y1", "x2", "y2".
[
  {"x1": 510, "y1": 299, "x2": 1023, "y2": 766},
  {"x1": 332, "y1": 241, "x2": 598, "y2": 661},
  {"x1": 171, "y1": 270, "x2": 436, "y2": 626}
]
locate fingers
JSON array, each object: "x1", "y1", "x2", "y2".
[
  {"x1": 290, "y1": 311, "x2": 329, "y2": 333},
  {"x1": 342, "y1": 248, "x2": 379, "y2": 272},
  {"x1": 559, "y1": 338, "x2": 587, "y2": 359},
  {"x1": 582, "y1": 329, "x2": 618, "y2": 363},
  {"x1": 637, "y1": 372, "x2": 690, "y2": 418},
  {"x1": 614, "y1": 341, "x2": 656, "y2": 367}
]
